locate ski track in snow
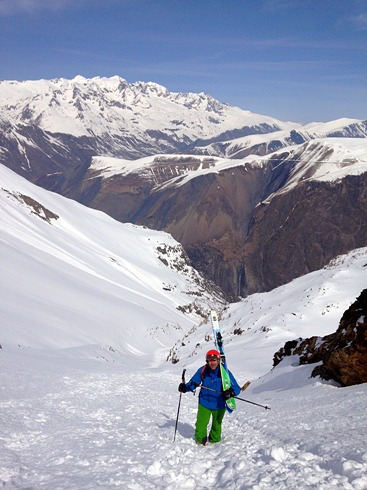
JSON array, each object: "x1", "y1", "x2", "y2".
[{"x1": 1, "y1": 360, "x2": 367, "y2": 490}]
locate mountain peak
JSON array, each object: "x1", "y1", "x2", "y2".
[{"x1": 72, "y1": 75, "x2": 88, "y2": 83}]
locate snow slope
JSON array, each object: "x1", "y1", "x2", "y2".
[
  {"x1": 1, "y1": 348, "x2": 366, "y2": 490},
  {"x1": 1, "y1": 165, "x2": 367, "y2": 489},
  {"x1": 0, "y1": 163, "x2": 223, "y2": 364}
]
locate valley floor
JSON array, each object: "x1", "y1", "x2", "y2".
[{"x1": 1, "y1": 348, "x2": 366, "y2": 490}]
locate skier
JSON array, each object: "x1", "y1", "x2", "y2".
[{"x1": 178, "y1": 349, "x2": 241, "y2": 445}]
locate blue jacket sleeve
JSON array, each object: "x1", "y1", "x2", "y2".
[
  {"x1": 228, "y1": 370, "x2": 241, "y2": 396},
  {"x1": 185, "y1": 367, "x2": 203, "y2": 392}
]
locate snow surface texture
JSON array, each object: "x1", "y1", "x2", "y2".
[
  {"x1": 1, "y1": 164, "x2": 367, "y2": 489},
  {"x1": 1, "y1": 351, "x2": 367, "y2": 490}
]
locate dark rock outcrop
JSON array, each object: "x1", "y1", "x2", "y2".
[
  {"x1": 273, "y1": 289, "x2": 367, "y2": 387},
  {"x1": 242, "y1": 173, "x2": 367, "y2": 296}
]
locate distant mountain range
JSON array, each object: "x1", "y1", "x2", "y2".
[{"x1": 1, "y1": 76, "x2": 366, "y2": 298}]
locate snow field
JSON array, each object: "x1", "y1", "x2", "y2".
[
  {"x1": 1, "y1": 350, "x2": 366, "y2": 490},
  {"x1": 1, "y1": 163, "x2": 367, "y2": 489}
]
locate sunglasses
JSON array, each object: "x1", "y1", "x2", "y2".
[{"x1": 206, "y1": 355, "x2": 220, "y2": 362}]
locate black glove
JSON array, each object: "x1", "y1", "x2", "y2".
[
  {"x1": 178, "y1": 383, "x2": 187, "y2": 393},
  {"x1": 222, "y1": 388, "x2": 235, "y2": 400}
]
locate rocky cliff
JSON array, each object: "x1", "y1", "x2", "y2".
[
  {"x1": 273, "y1": 289, "x2": 367, "y2": 387},
  {"x1": 76, "y1": 140, "x2": 367, "y2": 299}
]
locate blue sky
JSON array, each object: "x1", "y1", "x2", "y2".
[{"x1": 0, "y1": 0, "x2": 366, "y2": 123}]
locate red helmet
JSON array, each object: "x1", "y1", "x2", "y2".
[{"x1": 206, "y1": 349, "x2": 220, "y2": 360}]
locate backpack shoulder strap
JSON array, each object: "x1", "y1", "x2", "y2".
[{"x1": 200, "y1": 364, "x2": 221, "y2": 380}]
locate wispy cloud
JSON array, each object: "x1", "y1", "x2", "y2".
[
  {"x1": 349, "y1": 12, "x2": 367, "y2": 30},
  {"x1": 0, "y1": 0, "x2": 73, "y2": 16},
  {"x1": 0, "y1": 0, "x2": 123, "y2": 15},
  {"x1": 262, "y1": 0, "x2": 302, "y2": 12}
]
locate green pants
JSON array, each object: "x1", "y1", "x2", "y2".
[{"x1": 195, "y1": 404, "x2": 226, "y2": 443}]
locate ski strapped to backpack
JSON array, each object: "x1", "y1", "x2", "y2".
[{"x1": 210, "y1": 310, "x2": 236, "y2": 413}]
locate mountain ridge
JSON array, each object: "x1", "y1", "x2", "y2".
[{"x1": 0, "y1": 75, "x2": 294, "y2": 142}]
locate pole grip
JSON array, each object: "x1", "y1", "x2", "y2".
[{"x1": 182, "y1": 369, "x2": 186, "y2": 383}]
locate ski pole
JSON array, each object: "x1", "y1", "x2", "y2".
[
  {"x1": 173, "y1": 368, "x2": 186, "y2": 442},
  {"x1": 199, "y1": 385, "x2": 271, "y2": 410}
]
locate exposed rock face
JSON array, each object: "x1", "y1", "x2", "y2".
[
  {"x1": 273, "y1": 289, "x2": 367, "y2": 387},
  {"x1": 0, "y1": 122, "x2": 95, "y2": 194},
  {"x1": 80, "y1": 156, "x2": 367, "y2": 299},
  {"x1": 242, "y1": 173, "x2": 367, "y2": 296},
  {"x1": 76, "y1": 155, "x2": 295, "y2": 300}
]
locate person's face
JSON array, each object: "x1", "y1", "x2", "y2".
[{"x1": 206, "y1": 355, "x2": 220, "y2": 370}]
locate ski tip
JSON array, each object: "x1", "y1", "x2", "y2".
[
  {"x1": 241, "y1": 381, "x2": 251, "y2": 392},
  {"x1": 210, "y1": 310, "x2": 218, "y2": 321}
]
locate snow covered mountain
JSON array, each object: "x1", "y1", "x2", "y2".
[
  {"x1": 0, "y1": 75, "x2": 292, "y2": 139},
  {"x1": 200, "y1": 118, "x2": 367, "y2": 158},
  {"x1": 0, "y1": 75, "x2": 365, "y2": 190},
  {"x1": 1, "y1": 161, "x2": 366, "y2": 489},
  {"x1": 89, "y1": 137, "x2": 367, "y2": 187},
  {"x1": 0, "y1": 75, "x2": 293, "y2": 163},
  {"x1": 1, "y1": 76, "x2": 366, "y2": 299}
]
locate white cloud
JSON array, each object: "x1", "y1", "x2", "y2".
[
  {"x1": 350, "y1": 12, "x2": 367, "y2": 30},
  {"x1": 0, "y1": 0, "x2": 73, "y2": 16},
  {"x1": 0, "y1": 0, "x2": 122, "y2": 15}
]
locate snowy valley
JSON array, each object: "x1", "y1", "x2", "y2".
[{"x1": 1, "y1": 163, "x2": 367, "y2": 489}]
